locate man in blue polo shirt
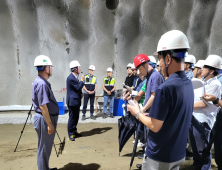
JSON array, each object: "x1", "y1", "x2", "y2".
[
  {"x1": 32, "y1": 55, "x2": 59, "y2": 170},
  {"x1": 128, "y1": 30, "x2": 194, "y2": 170}
]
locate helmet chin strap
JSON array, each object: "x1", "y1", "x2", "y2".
[
  {"x1": 142, "y1": 62, "x2": 149, "y2": 76},
  {"x1": 161, "y1": 52, "x2": 170, "y2": 77},
  {"x1": 204, "y1": 68, "x2": 211, "y2": 80}
]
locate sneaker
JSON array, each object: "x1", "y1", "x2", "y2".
[
  {"x1": 137, "y1": 141, "x2": 145, "y2": 148},
  {"x1": 90, "y1": 115, "x2": 96, "y2": 120},
  {"x1": 136, "y1": 164, "x2": 142, "y2": 169},
  {"x1": 69, "y1": 135, "x2": 75, "y2": 141},
  {"x1": 186, "y1": 148, "x2": 193, "y2": 160},
  {"x1": 110, "y1": 113, "x2": 115, "y2": 118},
  {"x1": 102, "y1": 114, "x2": 107, "y2": 119},
  {"x1": 132, "y1": 140, "x2": 140, "y2": 144},
  {"x1": 82, "y1": 115, "x2": 86, "y2": 121}
]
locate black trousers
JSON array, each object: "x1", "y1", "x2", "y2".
[
  {"x1": 82, "y1": 93, "x2": 95, "y2": 114},
  {"x1": 68, "y1": 106, "x2": 80, "y2": 136}
]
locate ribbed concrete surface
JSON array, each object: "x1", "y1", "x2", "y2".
[{"x1": 1, "y1": 0, "x2": 222, "y2": 106}]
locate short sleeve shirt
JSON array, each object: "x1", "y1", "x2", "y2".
[
  {"x1": 133, "y1": 76, "x2": 142, "y2": 89},
  {"x1": 185, "y1": 70, "x2": 193, "y2": 80},
  {"x1": 146, "y1": 71, "x2": 194, "y2": 163},
  {"x1": 124, "y1": 74, "x2": 135, "y2": 87},
  {"x1": 32, "y1": 76, "x2": 59, "y2": 115},
  {"x1": 144, "y1": 69, "x2": 164, "y2": 111}
]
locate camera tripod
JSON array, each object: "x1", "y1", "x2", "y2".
[{"x1": 14, "y1": 104, "x2": 65, "y2": 157}]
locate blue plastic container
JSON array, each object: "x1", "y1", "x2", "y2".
[
  {"x1": 57, "y1": 98, "x2": 65, "y2": 115},
  {"x1": 113, "y1": 99, "x2": 124, "y2": 116}
]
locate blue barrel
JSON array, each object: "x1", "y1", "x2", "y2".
[
  {"x1": 57, "y1": 97, "x2": 65, "y2": 115},
  {"x1": 113, "y1": 99, "x2": 124, "y2": 116}
]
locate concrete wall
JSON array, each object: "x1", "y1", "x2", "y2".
[{"x1": 1, "y1": 0, "x2": 222, "y2": 106}]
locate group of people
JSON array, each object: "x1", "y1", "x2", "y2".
[
  {"x1": 123, "y1": 30, "x2": 222, "y2": 170},
  {"x1": 31, "y1": 29, "x2": 222, "y2": 170},
  {"x1": 31, "y1": 55, "x2": 118, "y2": 169}
]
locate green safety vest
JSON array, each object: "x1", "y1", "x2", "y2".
[
  {"x1": 85, "y1": 74, "x2": 96, "y2": 91},
  {"x1": 104, "y1": 77, "x2": 115, "y2": 94}
]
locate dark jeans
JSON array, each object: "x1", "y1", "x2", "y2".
[
  {"x1": 68, "y1": 106, "x2": 80, "y2": 136},
  {"x1": 189, "y1": 116, "x2": 211, "y2": 170},
  {"x1": 82, "y1": 93, "x2": 95, "y2": 115}
]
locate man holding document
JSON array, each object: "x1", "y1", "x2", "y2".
[{"x1": 190, "y1": 55, "x2": 222, "y2": 170}]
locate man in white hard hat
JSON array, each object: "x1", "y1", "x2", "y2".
[
  {"x1": 128, "y1": 30, "x2": 194, "y2": 170},
  {"x1": 82, "y1": 65, "x2": 97, "y2": 120},
  {"x1": 124, "y1": 63, "x2": 135, "y2": 88},
  {"x1": 190, "y1": 55, "x2": 222, "y2": 169},
  {"x1": 66, "y1": 60, "x2": 85, "y2": 141},
  {"x1": 32, "y1": 55, "x2": 58, "y2": 170},
  {"x1": 184, "y1": 54, "x2": 196, "y2": 79},
  {"x1": 102, "y1": 67, "x2": 116, "y2": 118},
  {"x1": 131, "y1": 63, "x2": 138, "y2": 76},
  {"x1": 186, "y1": 60, "x2": 205, "y2": 160}
]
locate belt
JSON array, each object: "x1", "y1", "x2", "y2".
[{"x1": 36, "y1": 112, "x2": 58, "y2": 117}]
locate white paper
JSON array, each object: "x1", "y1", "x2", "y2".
[{"x1": 192, "y1": 78, "x2": 204, "y2": 90}]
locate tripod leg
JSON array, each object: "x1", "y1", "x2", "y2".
[
  {"x1": 56, "y1": 131, "x2": 62, "y2": 143},
  {"x1": 14, "y1": 105, "x2": 33, "y2": 152},
  {"x1": 53, "y1": 143, "x2": 59, "y2": 157}
]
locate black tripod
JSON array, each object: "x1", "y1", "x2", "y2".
[{"x1": 14, "y1": 105, "x2": 65, "y2": 157}]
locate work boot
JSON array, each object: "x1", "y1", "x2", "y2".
[
  {"x1": 102, "y1": 114, "x2": 107, "y2": 119},
  {"x1": 90, "y1": 115, "x2": 96, "y2": 120},
  {"x1": 110, "y1": 113, "x2": 115, "y2": 118},
  {"x1": 82, "y1": 115, "x2": 86, "y2": 121}
]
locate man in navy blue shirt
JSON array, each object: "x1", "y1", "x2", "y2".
[{"x1": 128, "y1": 30, "x2": 194, "y2": 170}]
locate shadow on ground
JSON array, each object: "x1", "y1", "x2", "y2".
[
  {"x1": 58, "y1": 163, "x2": 100, "y2": 170},
  {"x1": 79, "y1": 127, "x2": 112, "y2": 137}
]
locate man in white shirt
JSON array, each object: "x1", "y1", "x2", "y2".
[{"x1": 190, "y1": 55, "x2": 222, "y2": 170}]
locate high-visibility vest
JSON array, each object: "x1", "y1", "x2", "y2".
[
  {"x1": 104, "y1": 77, "x2": 115, "y2": 94},
  {"x1": 84, "y1": 74, "x2": 96, "y2": 91}
]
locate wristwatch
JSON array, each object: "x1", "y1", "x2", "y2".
[
  {"x1": 213, "y1": 98, "x2": 219, "y2": 105},
  {"x1": 136, "y1": 110, "x2": 141, "y2": 119}
]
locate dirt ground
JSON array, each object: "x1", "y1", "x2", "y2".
[{"x1": 0, "y1": 123, "x2": 218, "y2": 170}]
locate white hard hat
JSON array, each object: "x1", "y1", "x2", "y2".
[
  {"x1": 107, "y1": 67, "x2": 113, "y2": 72},
  {"x1": 34, "y1": 55, "x2": 52, "y2": 67},
  {"x1": 194, "y1": 60, "x2": 205, "y2": 68},
  {"x1": 204, "y1": 55, "x2": 221, "y2": 69},
  {"x1": 89, "y1": 65, "x2": 95, "y2": 71},
  {"x1": 127, "y1": 63, "x2": 132, "y2": 68},
  {"x1": 154, "y1": 30, "x2": 190, "y2": 55},
  {"x1": 131, "y1": 63, "x2": 135, "y2": 69},
  {"x1": 185, "y1": 55, "x2": 196, "y2": 64},
  {"x1": 70, "y1": 60, "x2": 81, "y2": 68},
  {"x1": 148, "y1": 56, "x2": 157, "y2": 64},
  {"x1": 157, "y1": 60, "x2": 160, "y2": 66}
]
